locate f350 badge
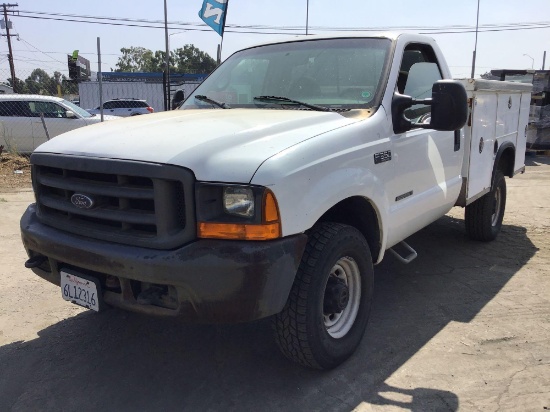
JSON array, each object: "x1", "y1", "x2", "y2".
[{"x1": 374, "y1": 150, "x2": 392, "y2": 164}]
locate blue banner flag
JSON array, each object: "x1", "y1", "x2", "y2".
[{"x1": 198, "y1": 0, "x2": 228, "y2": 36}]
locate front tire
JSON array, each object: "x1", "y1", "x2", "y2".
[
  {"x1": 273, "y1": 222, "x2": 374, "y2": 369},
  {"x1": 465, "y1": 170, "x2": 507, "y2": 241}
]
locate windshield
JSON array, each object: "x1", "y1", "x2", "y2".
[
  {"x1": 60, "y1": 99, "x2": 93, "y2": 118},
  {"x1": 181, "y1": 38, "x2": 392, "y2": 111}
]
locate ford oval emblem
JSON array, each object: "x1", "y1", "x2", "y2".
[{"x1": 71, "y1": 194, "x2": 95, "y2": 209}]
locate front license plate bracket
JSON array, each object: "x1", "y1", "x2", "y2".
[{"x1": 60, "y1": 269, "x2": 104, "y2": 312}]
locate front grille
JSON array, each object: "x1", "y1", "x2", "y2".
[{"x1": 32, "y1": 153, "x2": 196, "y2": 249}]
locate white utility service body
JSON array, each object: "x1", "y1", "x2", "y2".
[
  {"x1": 20, "y1": 33, "x2": 531, "y2": 369},
  {"x1": 457, "y1": 79, "x2": 531, "y2": 204}
]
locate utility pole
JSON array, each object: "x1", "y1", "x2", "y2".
[
  {"x1": 306, "y1": 0, "x2": 309, "y2": 35},
  {"x1": 163, "y1": 0, "x2": 170, "y2": 111},
  {"x1": 2, "y1": 3, "x2": 18, "y2": 93},
  {"x1": 470, "y1": 0, "x2": 480, "y2": 79}
]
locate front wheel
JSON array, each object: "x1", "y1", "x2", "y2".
[
  {"x1": 465, "y1": 170, "x2": 507, "y2": 241},
  {"x1": 272, "y1": 222, "x2": 374, "y2": 369}
]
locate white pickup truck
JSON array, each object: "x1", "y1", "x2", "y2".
[{"x1": 20, "y1": 33, "x2": 531, "y2": 369}]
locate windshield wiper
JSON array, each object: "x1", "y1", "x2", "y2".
[
  {"x1": 253, "y1": 96, "x2": 331, "y2": 112},
  {"x1": 194, "y1": 95, "x2": 230, "y2": 109}
]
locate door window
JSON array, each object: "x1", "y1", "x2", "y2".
[
  {"x1": 29, "y1": 101, "x2": 68, "y2": 118},
  {"x1": 397, "y1": 44, "x2": 443, "y2": 123},
  {"x1": 0, "y1": 101, "x2": 32, "y2": 117}
]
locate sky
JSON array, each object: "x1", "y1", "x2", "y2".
[{"x1": 1, "y1": 0, "x2": 549, "y2": 83}]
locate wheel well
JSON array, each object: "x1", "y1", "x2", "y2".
[
  {"x1": 496, "y1": 145, "x2": 515, "y2": 178},
  {"x1": 316, "y1": 197, "x2": 381, "y2": 262}
]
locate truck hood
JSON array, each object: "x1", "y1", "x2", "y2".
[
  {"x1": 35, "y1": 109, "x2": 360, "y2": 182},
  {"x1": 85, "y1": 114, "x2": 121, "y2": 124}
]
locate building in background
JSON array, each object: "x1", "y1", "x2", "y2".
[
  {"x1": 78, "y1": 72, "x2": 206, "y2": 113},
  {"x1": 0, "y1": 83, "x2": 14, "y2": 94}
]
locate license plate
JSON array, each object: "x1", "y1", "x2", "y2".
[{"x1": 60, "y1": 271, "x2": 100, "y2": 312}]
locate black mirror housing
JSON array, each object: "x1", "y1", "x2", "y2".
[
  {"x1": 391, "y1": 93, "x2": 413, "y2": 134},
  {"x1": 429, "y1": 80, "x2": 468, "y2": 131},
  {"x1": 392, "y1": 80, "x2": 468, "y2": 134}
]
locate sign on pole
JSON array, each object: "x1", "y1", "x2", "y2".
[
  {"x1": 198, "y1": 0, "x2": 228, "y2": 36},
  {"x1": 67, "y1": 51, "x2": 91, "y2": 82}
]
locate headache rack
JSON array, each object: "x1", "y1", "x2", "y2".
[{"x1": 31, "y1": 153, "x2": 195, "y2": 249}]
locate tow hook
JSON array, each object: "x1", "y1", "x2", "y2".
[{"x1": 25, "y1": 255, "x2": 47, "y2": 268}]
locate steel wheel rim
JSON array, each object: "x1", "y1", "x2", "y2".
[
  {"x1": 323, "y1": 256, "x2": 361, "y2": 339},
  {"x1": 491, "y1": 186, "x2": 502, "y2": 226}
]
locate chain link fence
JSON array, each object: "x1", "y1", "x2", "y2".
[{"x1": 0, "y1": 68, "x2": 202, "y2": 154}]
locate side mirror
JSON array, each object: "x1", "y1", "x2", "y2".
[
  {"x1": 392, "y1": 80, "x2": 467, "y2": 134},
  {"x1": 66, "y1": 110, "x2": 77, "y2": 119},
  {"x1": 171, "y1": 89, "x2": 185, "y2": 110}
]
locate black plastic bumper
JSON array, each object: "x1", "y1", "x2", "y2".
[{"x1": 20, "y1": 204, "x2": 307, "y2": 322}]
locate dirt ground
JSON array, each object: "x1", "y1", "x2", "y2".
[
  {"x1": 0, "y1": 152, "x2": 31, "y2": 190},
  {"x1": 0, "y1": 155, "x2": 549, "y2": 411}
]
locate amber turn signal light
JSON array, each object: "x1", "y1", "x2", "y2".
[
  {"x1": 198, "y1": 189, "x2": 282, "y2": 240},
  {"x1": 198, "y1": 222, "x2": 281, "y2": 240}
]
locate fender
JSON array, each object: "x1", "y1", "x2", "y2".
[
  {"x1": 492, "y1": 141, "x2": 516, "y2": 184},
  {"x1": 249, "y1": 110, "x2": 393, "y2": 263}
]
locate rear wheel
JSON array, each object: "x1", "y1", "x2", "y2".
[
  {"x1": 273, "y1": 222, "x2": 374, "y2": 369},
  {"x1": 465, "y1": 170, "x2": 506, "y2": 241}
]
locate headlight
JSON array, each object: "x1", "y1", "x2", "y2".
[
  {"x1": 196, "y1": 183, "x2": 281, "y2": 240},
  {"x1": 223, "y1": 187, "x2": 254, "y2": 217}
]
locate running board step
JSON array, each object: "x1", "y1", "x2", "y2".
[{"x1": 389, "y1": 241, "x2": 418, "y2": 264}]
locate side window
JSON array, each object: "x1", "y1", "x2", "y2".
[
  {"x1": 397, "y1": 44, "x2": 443, "y2": 122},
  {"x1": 0, "y1": 101, "x2": 27, "y2": 116},
  {"x1": 29, "y1": 101, "x2": 67, "y2": 118},
  {"x1": 103, "y1": 101, "x2": 115, "y2": 110}
]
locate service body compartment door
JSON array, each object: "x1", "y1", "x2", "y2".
[
  {"x1": 496, "y1": 93, "x2": 521, "y2": 142},
  {"x1": 514, "y1": 92, "x2": 531, "y2": 173},
  {"x1": 467, "y1": 92, "x2": 496, "y2": 199}
]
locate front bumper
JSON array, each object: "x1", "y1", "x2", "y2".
[{"x1": 21, "y1": 204, "x2": 307, "y2": 322}]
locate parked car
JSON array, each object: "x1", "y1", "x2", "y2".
[
  {"x1": 88, "y1": 98, "x2": 154, "y2": 117},
  {"x1": 0, "y1": 94, "x2": 120, "y2": 153}
]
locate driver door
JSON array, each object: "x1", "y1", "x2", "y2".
[{"x1": 387, "y1": 44, "x2": 462, "y2": 242}]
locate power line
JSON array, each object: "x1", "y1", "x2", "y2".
[
  {"x1": 18, "y1": 38, "x2": 65, "y2": 65},
  {"x1": 9, "y1": 9, "x2": 550, "y2": 35},
  {"x1": 14, "y1": 9, "x2": 550, "y2": 32},
  {"x1": 12, "y1": 49, "x2": 121, "y2": 56},
  {"x1": 13, "y1": 13, "x2": 297, "y2": 35}
]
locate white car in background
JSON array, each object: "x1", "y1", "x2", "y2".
[
  {"x1": 87, "y1": 98, "x2": 154, "y2": 117},
  {"x1": 0, "y1": 95, "x2": 120, "y2": 153}
]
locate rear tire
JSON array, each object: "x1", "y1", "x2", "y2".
[
  {"x1": 272, "y1": 222, "x2": 374, "y2": 369},
  {"x1": 465, "y1": 170, "x2": 506, "y2": 241}
]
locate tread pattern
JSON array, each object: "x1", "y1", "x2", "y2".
[
  {"x1": 465, "y1": 171, "x2": 506, "y2": 241},
  {"x1": 272, "y1": 223, "x2": 350, "y2": 369}
]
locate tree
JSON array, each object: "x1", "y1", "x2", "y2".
[
  {"x1": 114, "y1": 44, "x2": 216, "y2": 74},
  {"x1": 115, "y1": 46, "x2": 156, "y2": 72},
  {"x1": 4, "y1": 69, "x2": 78, "y2": 96},
  {"x1": 25, "y1": 69, "x2": 56, "y2": 95},
  {"x1": 173, "y1": 45, "x2": 217, "y2": 74},
  {"x1": 6, "y1": 76, "x2": 28, "y2": 93}
]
